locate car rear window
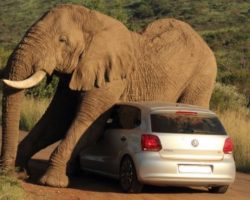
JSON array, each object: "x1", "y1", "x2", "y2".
[{"x1": 151, "y1": 113, "x2": 226, "y2": 135}]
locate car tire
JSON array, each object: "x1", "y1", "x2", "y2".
[
  {"x1": 208, "y1": 185, "x2": 229, "y2": 194},
  {"x1": 119, "y1": 156, "x2": 143, "y2": 193}
]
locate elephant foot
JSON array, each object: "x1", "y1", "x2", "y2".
[
  {"x1": 39, "y1": 167, "x2": 69, "y2": 188},
  {"x1": 15, "y1": 161, "x2": 30, "y2": 180},
  {"x1": 0, "y1": 166, "x2": 29, "y2": 180},
  {"x1": 16, "y1": 168, "x2": 30, "y2": 180}
]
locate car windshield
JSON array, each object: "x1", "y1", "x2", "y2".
[{"x1": 151, "y1": 113, "x2": 226, "y2": 135}]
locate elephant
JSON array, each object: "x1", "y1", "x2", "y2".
[{"x1": 0, "y1": 4, "x2": 217, "y2": 187}]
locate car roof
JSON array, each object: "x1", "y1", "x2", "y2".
[{"x1": 115, "y1": 101, "x2": 215, "y2": 115}]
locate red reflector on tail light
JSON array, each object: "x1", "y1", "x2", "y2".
[
  {"x1": 176, "y1": 111, "x2": 197, "y2": 115},
  {"x1": 223, "y1": 137, "x2": 233, "y2": 154},
  {"x1": 141, "y1": 134, "x2": 162, "y2": 151}
]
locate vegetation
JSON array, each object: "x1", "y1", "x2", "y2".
[
  {"x1": 20, "y1": 97, "x2": 50, "y2": 131},
  {"x1": 0, "y1": 170, "x2": 25, "y2": 200},
  {"x1": 0, "y1": 0, "x2": 249, "y2": 172},
  {"x1": 210, "y1": 83, "x2": 248, "y2": 111},
  {"x1": 218, "y1": 109, "x2": 250, "y2": 172}
]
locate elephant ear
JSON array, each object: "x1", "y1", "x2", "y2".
[{"x1": 69, "y1": 12, "x2": 135, "y2": 91}]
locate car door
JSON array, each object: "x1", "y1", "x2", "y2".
[{"x1": 99, "y1": 105, "x2": 142, "y2": 176}]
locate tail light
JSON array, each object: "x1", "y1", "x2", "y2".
[
  {"x1": 141, "y1": 134, "x2": 162, "y2": 151},
  {"x1": 223, "y1": 137, "x2": 233, "y2": 154}
]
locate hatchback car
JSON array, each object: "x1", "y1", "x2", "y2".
[{"x1": 79, "y1": 102, "x2": 235, "y2": 193}]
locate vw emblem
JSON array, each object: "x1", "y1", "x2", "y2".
[{"x1": 191, "y1": 139, "x2": 199, "y2": 147}]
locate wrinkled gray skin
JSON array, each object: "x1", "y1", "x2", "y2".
[{"x1": 0, "y1": 4, "x2": 216, "y2": 187}]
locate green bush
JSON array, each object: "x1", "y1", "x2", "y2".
[
  {"x1": 210, "y1": 82, "x2": 247, "y2": 111},
  {"x1": 134, "y1": 3, "x2": 154, "y2": 18},
  {"x1": 149, "y1": 0, "x2": 172, "y2": 16},
  {"x1": 25, "y1": 75, "x2": 59, "y2": 99}
]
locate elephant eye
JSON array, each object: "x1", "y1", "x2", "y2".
[{"x1": 59, "y1": 35, "x2": 68, "y2": 43}]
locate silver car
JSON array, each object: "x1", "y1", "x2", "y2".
[{"x1": 79, "y1": 102, "x2": 236, "y2": 193}]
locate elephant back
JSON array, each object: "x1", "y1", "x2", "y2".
[{"x1": 141, "y1": 18, "x2": 205, "y2": 51}]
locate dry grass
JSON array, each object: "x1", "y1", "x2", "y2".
[
  {"x1": 217, "y1": 108, "x2": 250, "y2": 172},
  {"x1": 20, "y1": 97, "x2": 50, "y2": 131},
  {"x1": 0, "y1": 170, "x2": 25, "y2": 200}
]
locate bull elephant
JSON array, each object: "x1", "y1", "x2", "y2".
[{"x1": 0, "y1": 4, "x2": 217, "y2": 187}]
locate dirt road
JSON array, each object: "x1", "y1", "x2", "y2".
[{"x1": 2, "y1": 132, "x2": 250, "y2": 200}]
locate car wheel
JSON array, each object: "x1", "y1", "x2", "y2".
[
  {"x1": 119, "y1": 156, "x2": 143, "y2": 193},
  {"x1": 208, "y1": 185, "x2": 229, "y2": 194}
]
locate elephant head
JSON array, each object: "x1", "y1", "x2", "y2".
[{"x1": 1, "y1": 4, "x2": 135, "y2": 169}]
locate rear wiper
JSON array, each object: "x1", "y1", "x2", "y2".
[
  {"x1": 178, "y1": 129, "x2": 194, "y2": 133},
  {"x1": 192, "y1": 130, "x2": 213, "y2": 134}
]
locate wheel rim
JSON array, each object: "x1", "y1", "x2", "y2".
[{"x1": 120, "y1": 158, "x2": 134, "y2": 190}]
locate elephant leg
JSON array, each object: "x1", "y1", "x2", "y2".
[
  {"x1": 15, "y1": 127, "x2": 63, "y2": 179},
  {"x1": 67, "y1": 109, "x2": 112, "y2": 175},
  {"x1": 178, "y1": 67, "x2": 216, "y2": 108},
  {"x1": 16, "y1": 77, "x2": 80, "y2": 172},
  {"x1": 39, "y1": 81, "x2": 124, "y2": 187}
]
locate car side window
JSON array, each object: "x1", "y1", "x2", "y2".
[{"x1": 106, "y1": 105, "x2": 141, "y2": 129}]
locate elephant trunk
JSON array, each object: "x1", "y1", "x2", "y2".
[
  {"x1": 1, "y1": 46, "x2": 33, "y2": 169},
  {"x1": 1, "y1": 87, "x2": 24, "y2": 168}
]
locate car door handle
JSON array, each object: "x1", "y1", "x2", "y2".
[{"x1": 121, "y1": 136, "x2": 127, "y2": 142}]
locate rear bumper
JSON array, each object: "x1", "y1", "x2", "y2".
[{"x1": 133, "y1": 152, "x2": 236, "y2": 187}]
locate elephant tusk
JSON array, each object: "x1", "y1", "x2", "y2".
[{"x1": 2, "y1": 70, "x2": 47, "y2": 89}]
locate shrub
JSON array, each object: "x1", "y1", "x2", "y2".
[
  {"x1": 80, "y1": 0, "x2": 107, "y2": 12},
  {"x1": 129, "y1": 2, "x2": 154, "y2": 18},
  {"x1": 25, "y1": 76, "x2": 59, "y2": 99},
  {"x1": 210, "y1": 82, "x2": 247, "y2": 111},
  {"x1": 149, "y1": 0, "x2": 172, "y2": 16}
]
